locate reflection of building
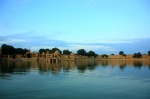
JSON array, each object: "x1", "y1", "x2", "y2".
[{"x1": 75, "y1": 55, "x2": 88, "y2": 60}]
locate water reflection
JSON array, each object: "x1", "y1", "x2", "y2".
[
  {"x1": 0, "y1": 61, "x2": 31, "y2": 73},
  {"x1": 133, "y1": 61, "x2": 142, "y2": 68},
  {"x1": 0, "y1": 60, "x2": 150, "y2": 78},
  {"x1": 39, "y1": 61, "x2": 62, "y2": 75},
  {"x1": 75, "y1": 60, "x2": 96, "y2": 73}
]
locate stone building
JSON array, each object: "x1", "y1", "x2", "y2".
[
  {"x1": 46, "y1": 51, "x2": 53, "y2": 61},
  {"x1": 70, "y1": 52, "x2": 75, "y2": 59},
  {"x1": 53, "y1": 50, "x2": 61, "y2": 58}
]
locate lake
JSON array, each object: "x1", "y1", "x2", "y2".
[{"x1": 0, "y1": 60, "x2": 150, "y2": 99}]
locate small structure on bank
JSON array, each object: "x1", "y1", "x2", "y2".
[
  {"x1": 45, "y1": 51, "x2": 53, "y2": 61},
  {"x1": 69, "y1": 52, "x2": 75, "y2": 60},
  {"x1": 49, "y1": 50, "x2": 61, "y2": 63},
  {"x1": 38, "y1": 50, "x2": 61, "y2": 63},
  {"x1": 54, "y1": 50, "x2": 61, "y2": 58}
]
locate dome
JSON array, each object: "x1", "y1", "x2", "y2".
[
  {"x1": 70, "y1": 52, "x2": 74, "y2": 56},
  {"x1": 54, "y1": 50, "x2": 60, "y2": 55}
]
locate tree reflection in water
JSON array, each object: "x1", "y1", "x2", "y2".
[
  {"x1": 133, "y1": 61, "x2": 142, "y2": 69},
  {"x1": 0, "y1": 60, "x2": 150, "y2": 78}
]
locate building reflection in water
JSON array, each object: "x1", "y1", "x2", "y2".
[
  {"x1": 61, "y1": 60, "x2": 75, "y2": 73},
  {"x1": 0, "y1": 60, "x2": 150, "y2": 78},
  {"x1": 38, "y1": 61, "x2": 61, "y2": 75}
]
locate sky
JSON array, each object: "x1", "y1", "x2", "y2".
[{"x1": 0, "y1": 0, "x2": 150, "y2": 54}]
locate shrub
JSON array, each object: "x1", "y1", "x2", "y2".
[
  {"x1": 133, "y1": 52, "x2": 142, "y2": 58},
  {"x1": 26, "y1": 53, "x2": 31, "y2": 58}
]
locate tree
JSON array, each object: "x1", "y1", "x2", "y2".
[
  {"x1": 148, "y1": 50, "x2": 150, "y2": 55},
  {"x1": 87, "y1": 50, "x2": 98, "y2": 57},
  {"x1": 12, "y1": 53, "x2": 16, "y2": 59},
  {"x1": 102, "y1": 54, "x2": 108, "y2": 58},
  {"x1": 16, "y1": 48, "x2": 22, "y2": 54},
  {"x1": 122, "y1": 54, "x2": 126, "y2": 57},
  {"x1": 39, "y1": 49, "x2": 46, "y2": 54},
  {"x1": 26, "y1": 53, "x2": 31, "y2": 58},
  {"x1": 45, "y1": 49, "x2": 52, "y2": 54},
  {"x1": 119, "y1": 51, "x2": 124, "y2": 55},
  {"x1": 63, "y1": 49, "x2": 71, "y2": 55},
  {"x1": 77, "y1": 49, "x2": 86, "y2": 56},
  {"x1": 1, "y1": 44, "x2": 15, "y2": 55},
  {"x1": 133, "y1": 52, "x2": 142, "y2": 58},
  {"x1": 22, "y1": 49, "x2": 29, "y2": 55},
  {"x1": 45, "y1": 49, "x2": 50, "y2": 52},
  {"x1": 52, "y1": 47, "x2": 62, "y2": 54}
]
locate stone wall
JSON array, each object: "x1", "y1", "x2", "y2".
[{"x1": 96, "y1": 54, "x2": 150, "y2": 60}]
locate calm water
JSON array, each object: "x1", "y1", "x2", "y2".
[{"x1": 0, "y1": 60, "x2": 150, "y2": 99}]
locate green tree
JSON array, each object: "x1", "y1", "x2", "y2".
[
  {"x1": 45, "y1": 48, "x2": 50, "y2": 52},
  {"x1": 133, "y1": 52, "x2": 142, "y2": 58},
  {"x1": 87, "y1": 50, "x2": 98, "y2": 57},
  {"x1": 26, "y1": 53, "x2": 31, "y2": 58},
  {"x1": 1, "y1": 44, "x2": 15, "y2": 55},
  {"x1": 102, "y1": 54, "x2": 108, "y2": 58},
  {"x1": 45, "y1": 49, "x2": 52, "y2": 53},
  {"x1": 45, "y1": 48, "x2": 52, "y2": 54},
  {"x1": 12, "y1": 53, "x2": 16, "y2": 59},
  {"x1": 39, "y1": 49, "x2": 46, "y2": 54},
  {"x1": 52, "y1": 47, "x2": 62, "y2": 54},
  {"x1": 122, "y1": 54, "x2": 127, "y2": 57},
  {"x1": 77, "y1": 49, "x2": 86, "y2": 56},
  {"x1": 15, "y1": 48, "x2": 24, "y2": 54},
  {"x1": 119, "y1": 51, "x2": 124, "y2": 55},
  {"x1": 22, "y1": 49, "x2": 29, "y2": 55},
  {"x1": 63, "y1": 49, "x2": 71, "y2": 55},
  {"x1": 148, "y1": 50, "x2": 150, "y2": 55}
]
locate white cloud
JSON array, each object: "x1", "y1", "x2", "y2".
[
  {"x1": 83, "y1": 38, "x2": 138, "y2": 44},
  {"x1": 0, "y1": 38, "x2": 26, "y2": 45},
  {"x1": 67, "y1": 44, "x2": 117, "y2": 52}
]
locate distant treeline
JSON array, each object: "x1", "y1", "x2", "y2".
[
  {"x1": 1, "y1": 44, "x2": 150, "y2": 58},
  {"x1": 1, "y1": 44, "x2": 29, "y2": 55},
  {"x1": 0, "y1": 44, "x2": 98, "y2": 57}
]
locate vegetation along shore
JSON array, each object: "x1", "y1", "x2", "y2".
[{"x1": 0, "y1": 44, "x2": 150, "y2": 62}]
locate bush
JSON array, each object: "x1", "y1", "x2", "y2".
[
  {"x1": 133, "y1": 52, "x2": 142, "y2": 58},
  {"x1": 148, "y1": 51, "x2": 150, "y2": 55},
  {"x1": 26, "y1": 53, "x2": 31, "y2": 58},
  {"x1": 119, "y1": 51, "x2": 124, "y2": 55},
  {"x1": 102, "y1": 54, "x2": 108, "y2": 58},
  {"x1": 122, "y1": 54, "x2": 126, "y2": 57}
]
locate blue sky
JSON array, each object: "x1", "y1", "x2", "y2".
[{"x1": 0, "y1": 0, "x2": 150, "y2": 54}]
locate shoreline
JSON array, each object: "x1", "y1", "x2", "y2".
[{"x1": 0, "y1": 58, "x2": 150, "y2": 62}]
